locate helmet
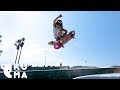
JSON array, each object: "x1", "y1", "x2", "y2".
[{"x1": 56, "y1": 20, "x2": 62, "y2": 26}]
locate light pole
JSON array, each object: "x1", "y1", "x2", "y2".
[
  {"x1": 45, "y1": 50, "x2": 47, "y2": 66},
  {"x1": 85, "y1": 60, "x2": 87, "y2": 66}
]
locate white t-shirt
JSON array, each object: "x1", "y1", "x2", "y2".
[
  {"x1": 53, "y1": 27, "x2": 61, "y2": 39},
  {"x1": 53, "y1": 27, "x2": 64, "y2": 39}
]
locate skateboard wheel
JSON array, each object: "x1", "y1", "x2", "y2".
[{"x1": 55, "y1": 45, "x2": 58, "y2": 48}]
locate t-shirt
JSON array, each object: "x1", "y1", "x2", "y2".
[{"x1": 53, "y1": 27, "x2": 61, "y2": 39}]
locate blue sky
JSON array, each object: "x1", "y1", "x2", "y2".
[{"x1": 0, "y1": 11, "x2": 120, "y2": 67}]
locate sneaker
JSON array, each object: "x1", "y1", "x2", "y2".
[{"x1": 48, "y1": 41, "x2": 54, "y2": 45}]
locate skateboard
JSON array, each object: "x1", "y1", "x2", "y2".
[{"x1": 48, "y1": 30, "x2": 75, "y2": 49}]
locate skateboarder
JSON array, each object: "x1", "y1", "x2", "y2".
[{"x1": 49, "y1": 14, "x2": 68, "y2": 48}]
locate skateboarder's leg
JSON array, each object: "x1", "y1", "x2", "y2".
[{"x1": 58, "y1": 31, "x2": 63, "y2": 41}]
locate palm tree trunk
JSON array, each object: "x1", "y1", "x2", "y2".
[
  {"x1": 15, "y1": 49, "x2": 19, "y2": 64},
  {"x1": 18, "y1": 47, "x2": 22, "y2": 64}
]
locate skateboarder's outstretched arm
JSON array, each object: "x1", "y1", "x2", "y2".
[{"x1": 53, "y1": 14, "x2": 62, "y2": 27}]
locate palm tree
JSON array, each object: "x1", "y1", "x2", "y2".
[
  {"x1": 14, "y1": 43, "x2": 20, "y2": 64},
  {"x1": 14, "y1": 37, "x2": 25, "y2": 64},
  {"x1": 18, "y1": 38, "x2": 25, "y2": 64},
  {"x1": 0, "y1": 50, "x2": 2, "y2": 56},
  {"x1": 0, "y1": 35, "x2": 2, "y2": 56}
]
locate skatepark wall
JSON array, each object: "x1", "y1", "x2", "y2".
[{"x1": 0, "y1": 65, "x2": 120, "y2": 79}]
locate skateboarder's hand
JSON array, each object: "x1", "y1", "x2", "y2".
[{"x1": 58, "y1": 14, "x2": 62, "y2": 18}]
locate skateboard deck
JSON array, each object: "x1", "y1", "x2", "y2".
[{"x1": 48, "y1": 30, "x2": 75, "y2": 49}]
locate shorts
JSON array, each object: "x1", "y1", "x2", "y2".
[
  {"x1": 55, "y1": 37, "x2": 60, "y2": 41},
  {"x1": 55, "y1": 31, "x2": 65, "y2": 41}
]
